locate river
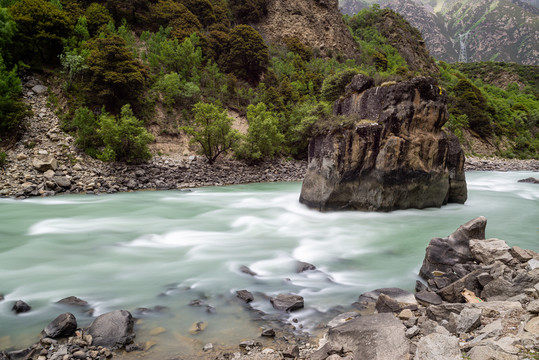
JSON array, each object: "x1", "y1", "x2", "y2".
[{"x1": 0, "y1": 171, "x2": 538, "y2": 356}]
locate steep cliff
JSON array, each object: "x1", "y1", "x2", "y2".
[
  {"x1": 299, "y1": 75, "x2": 467, "y2": 211},
  {"x1": 256, "y1": 0, "x2": 360, "y2": 59}
]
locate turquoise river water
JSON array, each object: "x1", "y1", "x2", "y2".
[{"x1": 0, "y1": 171, "x2": 538, "y2": 357}]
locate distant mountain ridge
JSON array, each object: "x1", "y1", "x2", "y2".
[{"x1": 339, "y1": 0, "x2": 539, "y2": 65}]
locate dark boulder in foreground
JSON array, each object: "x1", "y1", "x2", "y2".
[
  {"x1": 12, "y1": 300, "x2": 31, "y2": 314},
  {"x1": 88, "y1": 310, "x2": 135, "y2": 348},
  {"x1": 42, "y1": 312, "x2": 77, "y2": 339},
  {"x1": 300, "y1": 75, "x2": 467, "y2": 211}
]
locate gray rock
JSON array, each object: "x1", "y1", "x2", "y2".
[
  {"x1": 270, "y1": 294, "x2": 304, "y2": 312},
  {"x1": 48, "y1": 344, "x2": 68, "y2": 360},
  {"x1": 283, "y1": 345, "x2": 299, "y2": 359},
  {"x1": 56, "y1": 296, "x2": 89, "y2": 307},
  {"x1": 261, "y1": 328, "x2": 275, "y2": 337},
  {"x1": 510, "y1": 246, "x2": 533, "y2": 262},
  {"x1": 524, "y1": 316, "x2": 539, "y2": 335},
  {"x1": 43, "y1": 170, "x2": 55, "y2": 179},
  {"x1": 437, "y1": 269, "x2": 483, "y2": 303},
  {"x1": 88, "y1": 310, "x2": 135, "y2": 348},
  {"x1": 16, "y1": 153, "x2": 27, "y2": 161},
  {"x1": 415, "y1": 291, "x2": 442, "y2": 306},
  {"x1": 448, "y1": 307, "x2": 481, "y2": 334},
  {"x1": 203, "y1": 343, "x2": 213, "y2": 352},
  {"x1": 470, "y1": 238, "x2": 513, "y2": 265},
  {"x1": 297, "y1": 261, "x2": 316, "y2": 273},
  {"x1": 31, "y1": 85, "x2": 48, "y2": 94},
  {"x1": 477, "y1": 272, "x2": 493, "y2": 287},
  {"x1": 528, "y1": 299, "x2": 539, "y2": 314},
  {"x1": 12, "y1": 300, "x2": 31, "y2": 314},
  {"x1": 236, "y1": 290, "x2": 254, "y2": 303},
  {"x1": 375, "y1": 293, "x2": 401, "y2": 313},
  {"x1": 415, "y1": 333, "x2": 461, "y2": 360},
  {"x1": 344, "y1": 74, "x2": 375, "y2": 95},
  {"x1": 528, "y1": 259, "x2": 539, "y2": 270},
  {"x1": 126, "y1": 179, "x2": 137, "y2": 189},
  {"x1": 32, "y1": 156, "x2": 58, "y2": 172},
  {"x1": 467, "y1": 346, "x2": 517, "y2": 360},
  {"x1": 53, "y1": 176, "x2": 71, "y2": 188},
  {"x1": 405, "y1": 325, "x2": 419, "y2": 338},
  {"x1": 327, "y1": 312, "x2": 362, "y2": 328},
  {"x1": 518, "y1": 177, "x2": 539, "y2": 184},
  {"x1": 311, "y1": 313, "x2": 409, "y2": 360},
  {"x1": 42, "y1": 313, "x2": 77, "y2": 338},
  {"x1": 72, "y1": 350, "x2": 87, "y2": 359},
  {"x1": 419, "y1": 217, "x2": 486, "y2": 286}
]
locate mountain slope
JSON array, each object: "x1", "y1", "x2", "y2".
[{"x1": 340, "y1": 0, "x2": 539, "y2": 65}]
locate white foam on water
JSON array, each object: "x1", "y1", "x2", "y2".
[{"x1": 28, "y1": 218, "x2": 137, "y2": 235}]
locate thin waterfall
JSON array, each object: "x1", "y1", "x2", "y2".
[{"x1": 458, "y1": 30, "x2": 471, "y2": 62}]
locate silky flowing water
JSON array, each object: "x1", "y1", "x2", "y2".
[{"x1": 0, "y1": 171, "x2": 538, "y2": 357}]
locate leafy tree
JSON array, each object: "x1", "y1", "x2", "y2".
[
  {"x1": 9, "y1": 0, "x2": 73, "y2": 65},
  {"x1": 69, "y1": 106, "x2": 102, "y2": 155},
  {"x1": 150, "y1": 0, "x2": 201, "y2": 39},
  {"x1": 229, "y1": 0, "x2": 267, "y2": 24},
  {"x1": 283, "y1": 37, "x2": 313, "y2": 62},
  {"x1": 98, "y1": 104, "x2": 154, "y2": 163},
  {"x1": 85, "y1": 35, "x2": 148, "y2": 110},
  {"x1": 153, "y1": 72, "x2": 200, "y2": 107},
  {"x1": 59, "y1": 47, "x2": 89, "y2": 90},
  {"x1": 236, "y1": 102, "x2": 284, "y2": 163},
  {"x1": 0, "y1": 7, "x2": 16, "y2": 61},
  {"x1": 225, "y1": 25, "x2": 268, "y2": 84},
  {"x1": 84, "y1": 3, "x2": 113, "y2": 36},
  {"x1": 181, "y1": 102, "x2": 241, "y2": 164},
  {"x1": 181, "y1": 0, "x2": 215, "y2": 27},
  {"x1": 320, "y1": 69, "x2": 359, "y2": 102},
  {"x1": 103, "y1": 0, "x2": 152, "y2": 25},
  {"x1": 0, "y1": 55, "x2": 30, "y2": 137},
  {"x1": 159, "y1": 33, "x2": 202, "y2": 81}
]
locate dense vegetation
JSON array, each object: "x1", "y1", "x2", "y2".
[{"x1": 0, "y1": 0, "x2": 537, "y2": 164}]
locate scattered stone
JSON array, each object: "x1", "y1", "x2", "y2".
[
  {"x1": 31, "y1": 85, "x2": 48, "y2": 94},
  {"x1": 203, "y1": 343, "x2": 213, "y2": 352},
  {"x1": 358, "y1": 287, "x2": 416, "y2": 305},
  {"x1": 524, "y1": 316, "x2": 539, "y2": 335},
  {"x1": 467, "y1": 346, "x2": 518, "y2": 360},
  {"x1": 188, "y1": 321, "x2": 207, "y2": 334},
  {"x1": 239, "y1": 265, "x2": 257, "y2": 276},
  {"x1": 528, "y1": 259, "x2": 539, "y2": 270},
  {"x1": 282, "y1": 345, "x2": 299, "y2": 358},
  {"x1": 296, "y1": 261, "x2": 316, "y2": 273},
  {"x1": 398, "y1": 309, "x2": 413, "y2": 320},
  {"x1": 12, "y1": 300, "x2": 31, "y2": 314},
  {"x1": 405, "y1": 325, "x2": 420, "y2": 338},
  {"x1": 528, "y1": 299, "x2": 539, "y2": 314},
  {"x1": 239, "y1": 340, "x2": 260, "y2": 349},
  {"x1": 261, "y1": 328, "x2": 275, "y2": 337},
  {"x1": 415, "y1": 333, "x2": 461, "y2": 360},
  {"x1": 88, "y1": 310, "x2": 135, "y2": 348},
  {"x1": 32, "y1": 156, "x2": 58, "y2": 172},
  {"x1": 53, "y1": 176, "x2": 71, "y2": 188},
  {"x1": 415, "y1": 291, "x2": 443, "y2": 306},
  {"x1": 470, "y1": 238, "x2": 513, "y2": 265},
  {"x1": 16, "y1": 153, "x2": 27, "y2": 161},
  {"x1": 42, "y1": 313, "x2": 77, "y2": 339},
  {"x1": 72, "y1": 350, "x2": 87, "y2": 359},
  {"x1": 510, "y1": 246, "x2": 533, "y2": 262},
  {"x1": 236, "y1": 290, "x2": 254, "y2": 303},
  {"x1": 270, "y1": 294, "x2": 304, "y2": 312}
]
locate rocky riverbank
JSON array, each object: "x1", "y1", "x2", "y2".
[
  {"x1": 1, "y1": 78, "x2": 537, "y2": 200},
  {"x1": 2, "y1": 217, "x2": 538, "y2": 360}
]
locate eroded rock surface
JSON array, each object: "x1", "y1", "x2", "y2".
[{"x1": 300, "y1": 75, "x2": 467, "y2": 211}]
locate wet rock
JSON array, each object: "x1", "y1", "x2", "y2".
[
  {"x1": 518, "y1": 177, "x2": 539, "y2": 184},
  {"x1": 282, "y1": 345, "x2": 299, "y2": 358},
  {"x1": 236, "y1": 290, "x2": 254, "y2": 303},
  {"x1": 239, "y1": 340, "x2": 260, "y2": 349},
  {"x1": 0, "y1": 294, "x2": 3, "y2": 301},
  {"x1": 12, "y1": 300, "x2": 31, "y2": 314},
  {"x1": 311, "y1": 313, "x2": 409, "y2": 360},
  {"x1": 239, "y1": 265, "x2": 257, "y2": 276},
  {"x1": 357, "y1": 287, "x2": 416, "y2": 305},
  {"x1": 88, "y1": 310, "x2": 135, "y2": 348},
  {"x1": 42, "y1": 313, "x2": 77, "y2": 339},
  {"x1": 419, "y1": 216, "x2": 486, "y2": 288},
  {"x1": 415, "y1": 333, "x2": 461, "y2": 360},
  {"x1": 189, "y1": 321, "x2": 207, "y2": 334},
  {"x1": 261, "y1": 328, "x2": 275, "y2": 337},
  {"x1": 297, "y1": 261, "x2": 316, "y2": 273},
  {"x1": 56, "y1": 296, "x2": 89, "y2": 307},
  {"x1": 270, "y1": 294, "x2": 304, "y2": 312},
  {"x1": 203, "y1": 343, "x2": 213, "y2": 352},
  {"x1": 375, "y1": 293, "x2": 401, "y2": 313},
  {"x1": 327, "y1": 312, "x2": 362, "y2": 328}
]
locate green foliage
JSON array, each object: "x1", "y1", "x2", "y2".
[
  {"x1": 0, "y1": 55, "x2": 30, "y2": 136},
  {"x1": 69, "y1": 106, "x2": 102, "y2": 155},
  {"x1": 236, "y1": 102, "x2": 284, "y2": 163},
  {"x1": 149, "y1": 0, "x2": 201, "y2": 40},
  {"x1": 85, "y1": 3, "x2": 113, "y2": 36},
  {"x1": 181, "y1": 0, "x2": 216, "y2": 27},
  {"x1": 158, "y1": 33, "x2": 202, "y2": 81},
  {"x1": 180, "y1": 102, "x2": 240, "y2": 164},
  {"x1": 0, "y1": 7, "x2": 16, "y2": 61},
  {"x1": 320, "y1": 69, "x2": 359, "y2": 102},
  {"x1": 283, "y1": 37, "x2": 313, "y2": 62},
  {"x1": 0, "y1": 150, "x2": 6, "y2": 166},
  {"x1": 229, "y1": 0, "x2": 267, "y2": 24},
  {"x1": 98, "y1": 104, "x2": 154, "y2": 163},
  {"x1": 85, "y1": 35, "x2": 148, "y2": 111},
  {"x1": 9, "y1": 0, "x2": 73, "y2": 65},
  {"x1": 226, "y1": 25, "x2": 268, "y2": 84},
  {"x1": 153, "y1": 72, "x2": 200, "y2": 107},
  {"x1": 59, "y1": 47, "x2": 89, "y2": 91}
]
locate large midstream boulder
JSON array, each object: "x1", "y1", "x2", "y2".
[{"x1": 299, "y1": 75, "x2": 467, "y2": 211}]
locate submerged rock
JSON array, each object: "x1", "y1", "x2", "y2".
[
  {"x1": 300, "y1": 75, "x2": 467, "y2": 211},
  {"x1": 12, "y1": 300, "x2": 31, "y2": 314},
  {"x1": 56, "y1": 296, "x2": 89, "y2": 307},
  {"x1": 270, "y1": 294, "x2": 304, "y2": 312}
]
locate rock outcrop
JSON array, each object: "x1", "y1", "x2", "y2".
[
  {"x1": 299, "y1": 75, "x2": 467, "y2": 211},
  {"x1": 256, "y1": 0, "x2": 360, "y2": 59}
]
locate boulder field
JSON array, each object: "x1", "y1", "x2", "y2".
[{"x1": 300, "y1": 75, "x2": 467, "y2": 211}]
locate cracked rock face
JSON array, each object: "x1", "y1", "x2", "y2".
[{"x1": 299, "y1": 75, "x2": 467, "y2": 211}]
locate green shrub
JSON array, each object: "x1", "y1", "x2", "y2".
[
  {"x1": 153, "y1": 72, "x2": 200, "y2": 107},
  {"x1": 229, "y1": 0, "x2": 267, "y2": 24},
  {"x1": 320, "y1": 69, "x2": 359, "y2": 102},
  {"x1": 235, "y1": 102, "x2": 284, "y2": 163},
  {"x1": 180, "y1": 102, "x2": 241, "y2": 164},
  {"x1": 0, "y1": 151, "x2": 6, "y2": 166},
  {"x1": 225, "y1": 25, "x2": 268, "y2": 84},
  {"x1": 0, "y1": 55, "x2": 30, "y2": 136},
  {"x1": 97, "y1": 104, "x2": 154, "y2": 163},
  {"x1": 70, "y1": 107, "x2": 102, "y2": 154}
]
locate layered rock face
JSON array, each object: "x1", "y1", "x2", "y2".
[
  {"x1": 299, "y1": 75, "x2": 467, "y2": 211},
  {"x1": 256, "y1": 0, "x2": 360, "y2": 59}
]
